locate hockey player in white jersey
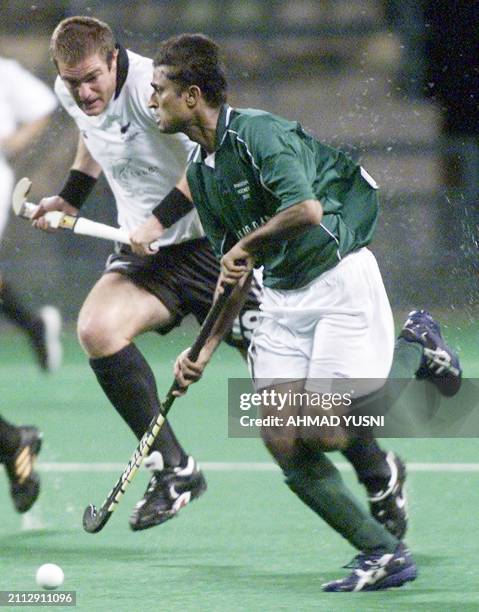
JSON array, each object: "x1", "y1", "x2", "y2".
[
  {"x1": 33, "y1": 16, "x2": 261, "y2": 531},
  {"x1": 0, "y1": 57, "x2": 62, "y2": 372}
]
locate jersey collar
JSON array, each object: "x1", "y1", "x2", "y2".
[
  {"x1": 215, "y1": 103, "x2": 234, "y2": 149},
  {"x1": 193, "y1": 104, "x2": 234, "y2": 163},
  {"x1": 114, "y1": 44, "x2": 129, "y2": 99}
]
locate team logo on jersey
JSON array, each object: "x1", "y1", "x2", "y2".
[
  {"x1": 100, "y1": 116, "x2": 140, "y2": 142},
  {"x1": 122, "y1": 129, "x2": 140, "y2": 143},
  {"x1": 233, "y1": 179, "x2": 251, "y2": 201},
  {"x1": 119, "y1": 121, "x2": 140, "y2": 142}
]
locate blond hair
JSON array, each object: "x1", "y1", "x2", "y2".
[{"x1": 50, "y1": 16, "x2": 115, "y2": 67}]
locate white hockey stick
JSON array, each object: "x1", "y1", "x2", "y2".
[{"x1": 12, "y1": 177, "x2": 154, "y2": 247}]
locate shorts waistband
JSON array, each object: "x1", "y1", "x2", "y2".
[{"x1": 116, "y1": 236, "x2": 210, "y2": 256}]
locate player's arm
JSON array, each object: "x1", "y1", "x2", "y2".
[
  {"x1": 221, "y1": 198, "x2": 322, "y2": 284},
  {"x1": 222, "y1": 117, "x2": 323, "y2": 283},
  {"x1": 32, "y1": 134, "x2": 101, "y2": 229},
  {"x1": 129, "y1": 174, "x2": 194, "y2": 254},
  {"x1": 1, "y1": 116, "x2": 51, "y2": 159},
  {"x1": 173, "y1": 271, "x2": 253, "y2": 395}
]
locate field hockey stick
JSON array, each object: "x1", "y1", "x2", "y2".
[
  {"x1": 13, "y1": 177, "x2": 159, "y2": 249},
  {"x1": 82, "y1": 282, "x2": 236, "y2": 533}
]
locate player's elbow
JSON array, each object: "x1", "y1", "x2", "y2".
[{"x1": 299, "y1": 199, "x2": 323, "y2": 226}]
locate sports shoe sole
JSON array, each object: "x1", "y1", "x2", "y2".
[{"x1": 362, "y1": 564, "x2": 418, "y2": 591}]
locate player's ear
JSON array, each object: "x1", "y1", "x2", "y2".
[{"x1": 185, "y1": 85, "x2": 201, "y2": 107}]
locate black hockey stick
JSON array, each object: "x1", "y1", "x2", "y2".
[{"x1": 82, "y1": 283, "x2": 235, "y2": 533}]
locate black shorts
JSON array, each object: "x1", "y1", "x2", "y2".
[{"x1": 104, "y1": 238, "x2": 261, "y2": 348}]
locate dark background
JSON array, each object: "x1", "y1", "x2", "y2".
[{"x1": 1, "y1": 0, "x2": 477, "y2": 321}]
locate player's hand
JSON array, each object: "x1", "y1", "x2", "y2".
[
  {"x1": 130, "y1": 215, "x2": 163, "y2": 256},
  {"x1": 173, "y1": 348, "x2": 208, "y2": 396},
  {"x1": 31, "y1": 196, "x2": 78, "y2": 232},
  {"x1": 220, "y1": 244, "x2": 254, "y2": 288}
]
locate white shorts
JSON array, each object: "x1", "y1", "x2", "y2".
[{"x1": 248, "y1": 248, "x2": 395, "y2": 395}]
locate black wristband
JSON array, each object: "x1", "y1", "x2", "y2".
[
  {"x1": 59, "y1": 169, "x2": 97, "y2": 210},
  {"x1": 152, "y1": 187, "x2": 194, "y2": 228}
]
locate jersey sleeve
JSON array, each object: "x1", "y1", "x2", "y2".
[
  {"x1": 238, "y1": 116, "x2": 317, "y2": 213},
  {"x1": 7, "y1": 61, "x2": 57, "y2": 123}
]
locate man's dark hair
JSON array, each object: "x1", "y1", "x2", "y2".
[{"x1": 154, "y1": 34, "x2": 227, "y2": 106}]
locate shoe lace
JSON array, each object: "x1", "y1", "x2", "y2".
[
  {"x1": 132, "y1": 472, "x2": 171, "y2": 515},
  {"x1": 343, "y1": 550, "x2": 384, "y2": 570},
  {"x1": 146, "y1": 469, "x2": 177, "y2": 499},
  {"x1": 409, "y1": 310, "x2": 439, "y2": 330}
]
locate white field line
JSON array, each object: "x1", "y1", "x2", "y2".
[{"x1": 36, "y1": 462, "x2": 479, "y2": 473}]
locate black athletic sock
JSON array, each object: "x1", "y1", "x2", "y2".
[
  {"x1": 340, "y1": 336, "x2": 423, "y2": 492},
  {"x1": 0, "y1": 416, "x2": 21, "y2": 459},
  {"x1": 342, "y1": 434, "x2": 391, "y2": 494},
  {"x1": 0, "y1": 278, "x2": 39, "y2": 332},
  {"x1": 90, "y1": 344, "x2": 188, "y2": 468}
]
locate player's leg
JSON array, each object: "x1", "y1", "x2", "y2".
[
  {"x1": 339, "y1": 318, "x2": 422, "y2": 536},
  {"x1": 395, "y1": 309, "x2": 462, "y2": 395},
  {"x1": 249, "y1": 291, "x2": 416, "y2": 591},
  {"x1": 78, "y1": 270, "x2": 205, "y2": 530},
  {"x1": 123, "y1": 239, "x2": 256, "y2": 529},
  {"x1": 0, "y1": 414, "x2": 42, "y2": 512},
  {"x1": 0, "y1": 168, "x2": 62, "y2": 372},
  {"x1": 0, "y1": 275, "x2": 62, "y2": 372},
  {"x1": 257, "y1": 380, "x2": 415, "y2": 592},
  {"x1": 261, "y1": 384, "x2": 397, "y2": 553},
  {"x1": 296, "y1": 248, "x2": 408, "y2": 539}
]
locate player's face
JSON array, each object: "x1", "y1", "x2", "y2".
[
  {"x1": 149, "y1": 66, "x2": 192, "y2": 134},
  {"x1": 58, "y1": 51, "x2": 118, "y2": 116}
]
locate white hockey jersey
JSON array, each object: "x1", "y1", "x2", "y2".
[
  {"x1": 0, "y1": 58, "x2": 57, "y2": 237},
  {"x1": 55, "y1": 48, "x2": 205, "y2": 245}
]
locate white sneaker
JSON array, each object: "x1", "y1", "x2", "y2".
[{"x1": 31, "y1": 306, "x2": 63, "y2": 372}]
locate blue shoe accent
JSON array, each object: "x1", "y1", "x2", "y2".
[
  {"x1": 322, "y1": 542, "x2": 417, "y2": 592},
  {"x1": 399, "y1": 310, "x2": 462, "y2": 396}
]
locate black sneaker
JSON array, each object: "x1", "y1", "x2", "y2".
[
  {"x1": 29, "y1": 306, "x2": 62, "y2": 372},
  {"x1": 400, "y1": 310, "x2": 462, "y2": 396},
  {"x1": 322, "y1": 542, "x2": 417, "y2": 592},
  {"x1": 129, "y1": 452, "x2": 207, "y2": 531},
  {"x1": 368, "y1": 452, "x2": 408, "y2": 540},
  {"x1": 3, "y1": 426, "x2": 42, "y2": 513}
]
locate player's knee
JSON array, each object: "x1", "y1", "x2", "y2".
[
  {"x1": 261, "y1": 430, "x2": 299, "y2": 469},
  {"x1": 77, "y1": 311, "x2": 120, "y2": 356},
  {"x1": 303, "y1": 432, "x2": 348, "y2": 452}
]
